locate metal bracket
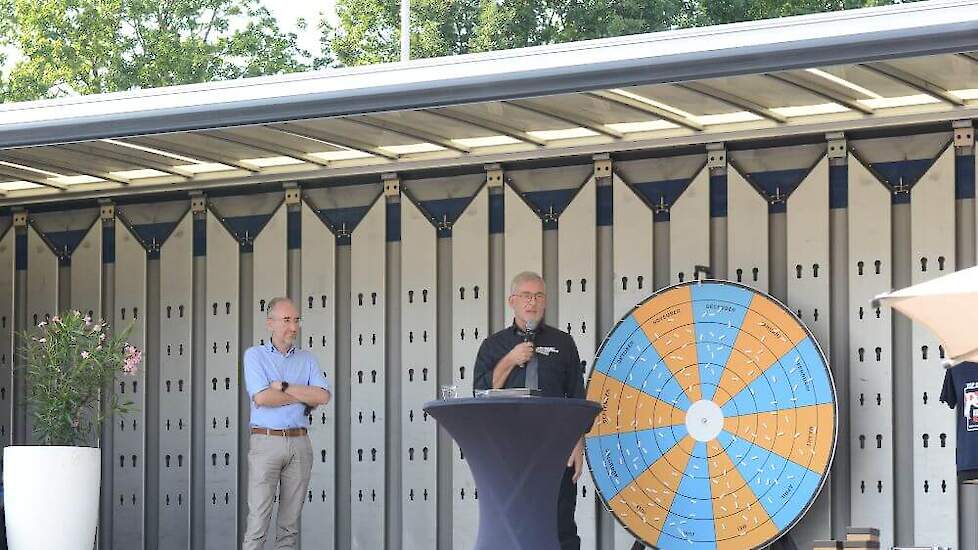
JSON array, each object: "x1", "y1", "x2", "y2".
[
  {"x1": 382, "y1": 173, "x2": 400, "y2": 196},
  {"x1": 953, "y1": 120, "x2": 974, "y2": 148},
  {"x1": 593, "y1": 153, "x2": 612, "y2": 179},
  {"x1": 706, "y1": 143, "x2": 726, "y2": 168},
  {"x1": 485, "y1": 164, "x2": 503, "y2": 188},
  {"x1": 827, "y1": 132, "x2": 847, "y2": 159},
  {"x1": 12, "y1": 211, "x2": 27, "y2": 227},
  {"x1": 284, "y1": 183, "x2": 302, "y2": 205},
  {"x1": 189, "y1": 193, "x2": 206, "y2": 214}
]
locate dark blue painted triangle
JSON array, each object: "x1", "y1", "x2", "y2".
[
  {"x1": 631, "y1": 178, "x2": 691, "y2": 221},
  {"x1": 221, "y1": 214, "x2": 273, "y2": 252},
  {"x1": 870, "y1": 159, "x2": 937, "y2": 203},
  {"x1": 317, "y1": 206, "x2": 370, "y2": 245},
  {"x1": 520, "y1": 189, "x2": 579, "y2": 229},
  {"x1": 42, "y1": 229, "x2": 90, "y2": 265},
  {"x1": 418, "y1": 197, "x2": 473, "y2": 237},
  {"x1": 130, "y1": 222, "x2": 180, "y2": 259},
  {"x1": 747, "y1": 168, "x2": 811, "y2": 213}
]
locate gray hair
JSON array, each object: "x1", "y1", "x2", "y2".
[
  {"x1": 510, "y1": 271, "x2": 545, "y2": 296},
  {"x1": 266, "y1": 297, "x2": 295, "y2": 318}
]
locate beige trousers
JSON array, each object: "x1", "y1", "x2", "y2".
[{"x1": 242, "y1": 433, "x2": 314, "y2": 550}]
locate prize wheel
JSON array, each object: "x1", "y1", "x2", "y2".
[{"x1": 585, "y1": 280, "x2": 836, "y2": 550}]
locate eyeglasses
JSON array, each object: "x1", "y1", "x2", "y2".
[
  {"x1": 272, "y1": 316, "x2": 302, "y2": 325},
  {"x1": 513, "y1": 292, "x2": 546, "y2": 303}
]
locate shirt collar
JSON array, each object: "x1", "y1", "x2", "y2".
[
  {"x1": 266, "y1": 341, "x2": 297, "y2": 357},
  {"x1": 510, "y1": 320, "x2": 545, "y2": 336}
]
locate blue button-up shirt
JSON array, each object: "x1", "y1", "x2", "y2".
[{"x1": 244, "y1": 343, "x2": 331, "y2": 429}]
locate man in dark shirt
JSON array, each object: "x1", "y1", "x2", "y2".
[
  {"x1": 473, "y1": 271, "x2": 586, "y2": 550},
  {"x1": 941, "y1": 361, "x2": 978, "y2": 483}
]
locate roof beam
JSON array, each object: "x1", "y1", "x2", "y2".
[
  {"x1": 765, "y1": 73, "x2": 875, "y2": 114},
  {"x1": 350, "y1": 116, "x2": 472, "y2": 153},
  {"x1": 123, "y1": 136, "x2": 261, "y2": 173},
  {"x1": 859, "y1": 62, "x2": 965, "y2": 106},
  {"x1": 503, "y1": 100, "x2": 623, "y2": 139},
  {"x1": 676, "y1": 82, "x2": 788, "y2": 123},
  {"x1": 0, "y1": 163, "x2": 66, "y2": 190},
  {"x1": 203, "y1": 130, "x2": 330, "y2": 166},
  {"x1": 587, "y1": 90, "x2": 704, "y2": 131},
  {"x1": 56, "y1": 143, "x2": 189, "y2": 180},
  {"x1": 270, "y1": 124, "x2": 399, "y2": 160},
  {"x1": 426, "y1": 108, "x2": 547, "y2": 146},
  {"x1": 0, "y1": 151, "x2": 131, "y2": 186}
]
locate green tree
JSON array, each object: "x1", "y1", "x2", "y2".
[
  {"x1": 0, "y1": 0, "x2": 309, "y2": 102},
  {"x1": 323, "y1": 0, "x2": 912, "y2": 68}
]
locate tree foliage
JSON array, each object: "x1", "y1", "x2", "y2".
[
  {"x1": 0, "y1": 0, "x2": 309, "y2": 101},
  {"x1": 324, "y1": 0, "x2": 909, "y2": 67}
]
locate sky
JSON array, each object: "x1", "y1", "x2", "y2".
[{"x1": 265, "y1": 1, "x2": 338, "y2": 59}]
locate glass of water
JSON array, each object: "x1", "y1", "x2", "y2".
[{"x1": 440, "y1": 384, "x2": 458, "y2": 400}]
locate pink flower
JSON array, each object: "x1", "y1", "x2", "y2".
[
  {"x1": 122, "y1": 345, "x2": 142, "y2": 375},
  {"x1": 83, "y1": 315, "x2": 92, "y2": 326},
  {"x1": 92, "y1": 324, "x2": 102, "y2": 333},
  {"x1": 99, "y1": 333, "x2": 106, "y2": 342},
  {"x1": 81, "y1": 351, "x2": 89, "y2": 359},
  {"x1": 51, "y1": 315, "x2": 60, "y2": 324}
]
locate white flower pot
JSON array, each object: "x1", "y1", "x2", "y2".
[{"x1": 3, "y1": 446, "x2": 101, "y2": 550}]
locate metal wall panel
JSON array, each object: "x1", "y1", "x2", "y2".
[
  {"x1": 400, "y1": 194, "x2": 438, "y2": 549},
  {"x1": 300, "y1": 201, "x2": 337, "y2": 549},
  {"x1": 204, "y1": 211, "x2": 239, "y2": 550},
  {"x1": 26, "y1": 226, "x2": 58, "y2": 332},
  {"x1": 504, "y1": 182, "x2": 542, "y2": 305},
  {"x1": 848, "y1": 155, "x2": 894, "y2": 548},
  {"x1": 450, "y1": 187, "x2": 488, "y2": 549},
  {"x1": 787, "y1": 158, "x2": 831, "y2": 348},
  {"x1": 785, "y1": 157, "x2": 833, "y2": 545},
  {"x1": 727, "y1": 166, "x2": 769, "y2": 292},
  {"x1": 909, "y1": 147, "x2": 957, "y2": 548},
  {"x1": 669, "y1": 167, "x2": 709, "y2": 285},
  {"x1": 252, "y1": 205, "x2": 287, "y2": 347},
  {"x1": 250, "y1": 202, "x2": 286, "y2": 550},
  {"x1": 610, "y1": 173, "x2": 652, "y2": 549},
  {"x1": 350, "y1": 197, "x2": 386, "y2": 550},
  {"x1": 558, "y1": 178, "x2": 597, "y2": 550},
  {"x1": 0, "y1": 228, "x2": 13, "y2": 447},
  {"x1": 612, "y1": 173, "x2": 653, "y2": 319},
  {"x1": 158, "y1": 213, "x2": 193, "y2": 549},
  {"x1": 114, "y1": 221, "x2": 148, "y2": 549},
  {"x1": 70, "y1": 222, "x2": 102, "y2": 321}
]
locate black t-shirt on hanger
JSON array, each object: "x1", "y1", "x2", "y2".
[{"x1": 940, "y1": 361, "x2": 978, "y2": 483}]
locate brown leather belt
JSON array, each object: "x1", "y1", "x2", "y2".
[{"x1": 251, "y1": 427, "x2": 307, "y2": 437}]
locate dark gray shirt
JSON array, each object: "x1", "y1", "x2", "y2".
[{"x1": 473, "y1": 322, "x2": 586, "y2": 399}]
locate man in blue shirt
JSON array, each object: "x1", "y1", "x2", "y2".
[{"x1": 242, "y1": 297, "x2": 331, "y2": 550}]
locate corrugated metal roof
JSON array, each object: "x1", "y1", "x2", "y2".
[{"x1": 0, "y1": 0, "x2": 976, "y2": 204}]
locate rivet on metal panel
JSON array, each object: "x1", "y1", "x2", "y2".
[
  {"x1": 12, "y1": 211, "x2": 27, "y2": 227},
  {"x1": 484, "y1": 163, "x2": 503, "y2": 188},
  {"x1": 953, "y1": 120, "x2": 974, "y2": 148},
  {"x1": 706, "y1": 143, "x2": 725, "y2": 168},
  {"x1": 826, "y1": 132, "x2": 847, "y2": 159},
  {"x1": 382, "y1": 172, "x2": 400, "y2": 196}
]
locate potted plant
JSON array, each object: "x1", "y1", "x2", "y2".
[{"x1": 3, "y1": 310, "x2": 141, "y2": 550}]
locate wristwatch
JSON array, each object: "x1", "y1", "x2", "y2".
[{"x1": 281, "y1": 381, "x2": 290, "y2": 392}]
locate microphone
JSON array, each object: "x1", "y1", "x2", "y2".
[{"x1": 521, "y1": 319, "x2": 538, "y2": 368}]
